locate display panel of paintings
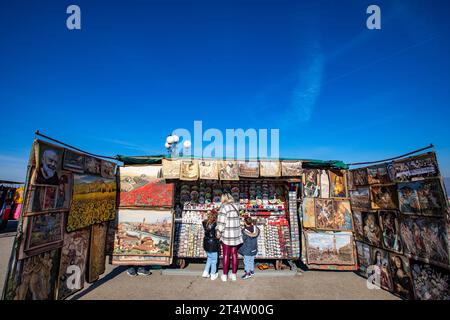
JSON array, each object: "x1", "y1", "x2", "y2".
[
  {"x1": 180, "y1": 160, "x2": 199, "y2": 181},
  {"x1": 367, "y1": 164, "x2": 391, "y2": 185},
  {"x1": 304, "y1": 230, "x2": 356, "y2": 266},
  {"x1": 113, "y1": 209, "x2": 173, "y2": 259},
  {"x1": 397, "y1": 179, "x2": 447, "y2": 216},
  {"x1": 303, "y1": 170, "x2": 320, "y2": 197},
  {"x1": 410, "y1": 260, "x2": 450, "y2": 300},
  {"x1": 66, "y1": 174, "x2": 117, "y2": 232},
  {"x1": 362, "y1": 211, "x2": 382, "y2": 247},
  {"x1": 281, "y1": 161, "x2": 302, "y2": 177},
  {"x1": 259, "y1": 161, "x2": 281, "y2": 177},
  {"x1": 353, "y1": 210, "x2": 363, "y2": 241},
  {"x1": 399, "y1": 216, "x2": 449, "y2": 268},
  {"x1": 379, "y1": 210, "x2": 403, "y2": 253},
  {"x1": 349, "y1": 187, "x2": 370, "y2": 210},
  {"x1": 351, "y1": 168, "x2": 368, "y2": 187},
  {"x1": 329, "y1": 170, "x2": 347, "y2": 198},
  {"x1": 32, "y1": 140, "x2": 64, "y2": 186},
  {"x1": 314, "y1": 199, "x2": 353, "y2": 231},
  {"x1": 12, "y1": 249, "x2": 61, "y2": 300},
  {"x1": 238, "y1": 161, "x2": 259, "y2": 178},
  {"x1": 219, "y1": 161, "x2": 239, "y2": 181},
  {"x1": 369, "y1": 247, "x2": 393, "y2": 291},
  {"x1": 389, "y1": 253, "x2": 414, "y2": 300},
  {"x1": 63, "y1": 149, "x2": 85, "y2": 173},
  {"x1": 392, "y1": 153, "x2": 439, "y2": 182},
  {"x1": 57, "y1": 228, "x2": 90, "y2": 300},
  {"x1": 119, "y1": 165, "x2": 174, "y2": 208},
  {"x1": 162, "y1": 159, "x2": 181, "y2": 179},
  {"x1": 370, "y1": 184, "x2": 398, "y2": 210},
  {"x1": 302, "y1": 198, "x2": 316, "y2": 228},
  {"x1": 355, "y1": 241, "x2": 371, "y2": 274},
  {"x1": 199, "y1": 160, "x2": 219, "y2": 180},
  {"x1": 87, "y1": 222, "x2": 107, "y2": 283},
  {"x1": 24, "y1": 211, "x2": 65, "y2": 255}
]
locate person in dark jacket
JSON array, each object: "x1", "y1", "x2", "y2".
[
  {"x1": 202, "y1": 210, "x2": 220, "y2": 280},
  {"x1": 238, "y1": 216, "x2": 260, "y2": 280}
]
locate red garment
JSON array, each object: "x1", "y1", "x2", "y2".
[
  {"x1": 222, "y1": 242, "x2": 239, "y2": 275},
  {"x1": 12, "y1": 203, "x2": 22, "y2": 220}
]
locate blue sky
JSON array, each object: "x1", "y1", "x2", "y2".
[{"x1": 1, "y1": 0, "x2": 450, "y2": 182}]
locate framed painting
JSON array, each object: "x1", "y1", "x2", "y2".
[
  {"x1": 314, "y1": 199, "x2": 334, "y2": 230},
  {"x1": 303, "y1": 169, "x2": 320, "y2": 197},
  {"x1": 399, "y1": 216, "x2": 449, "y2": 267},
  {"x1": 87, "y1": 222, "x2": 107, "y2": 283},
  {"x1": 63, "y1": 149, "x2": 85, "y2": 173},
  {"x1": 347, "y1": 170, "x2": 355, "y2": 191},
  {"x1": 24, "y1": 211, "x2": 65, "y2": 254},
  {"x1": 32, "y1": 140, "x2": 64, "y2": 186},
  {"x1": 119, "y1": 165, "x2": 174, "y2": 208},
  {"x1": 398, "y1": 179, "x2": 446, "y2": 216},
  {"x1": 351, "y1": 168, "x2": 368, "y2": 186},
  {"x1": 302, "y1": 198, "x2": 316, "y2": 228},
  {"x1": 349, "y1": 187, "x2": 371, "y2": 210},
  {"x1": 238, "y1": 161, "x2": 259, "y2": 178},
  {"x1": 329, "y1": 170, "x2": 347, "y2": 198},
  {"x1": 67, "y1": 174, "x2": 117, "y2": 232},
  {"x1": 362, "y1": 211, "x2": 382, "y2": 247},
  {"x1": 162, "y1": 159, "x2": 181, "y2": 179},
  {"x1": 101, "y1": 160, "x2": 116, "y2": 179},
  {"x1": 113, "y1": 209, "x2": 173, "y2": 258},
  {"x1": 199, "y1": 160, "x2": 219, "y2": 179},
  {"x1": 305, "y1": 231, "x2": 356, "y2": 266},
  {"x1": 332, "y1": 200, "x2": 353, "y2": 231},
  {"x1": 320, "y1": 170, "x2": 330, "y2": 198},
  {"x1": 389, "y1": 253, "x2": 414, "y2": 300},
  {"x1": 367, "y1": 164, "x2": 391, "y2": 185},
  {"x1": 352, "y1": 210, "x2": 364, "y2": 240},
  {"x1": 410, "y1": 260, "x2": 450, "y2": 300},
  {"x1": 180, "y1": 160, "x2": 199, "y2": 181},
  {"x1": 281, "y1": 161, "x2": 302, "y2": 177},
  {"x1": 355, "y1": 241, "x2": 371, "y2": 274},
  {"x1": 369, "y1": 247, "x2": 393, "y2": 291},
  {"x1": 259, "y1": 161, "x2": 281, "y2": 177},
  {"x1": 111, "y1": 255, "x2": 172, "y2": 266},
  {"x1": 219, "y1": 161, "x2": 239, "y2": 180},
  {"x1": 392, "y1": 153, "x2": 439, "y2": 182},
  {"x1": 85, "y1": 156, "x2": 102, "y2": 175},
  {"x1": 370, "y1": 184, "x2": 398, "y2": 210},
  {"x1": 379, "y1": 210, "x2": 403, "y2": 253},
  {"x1": 57, "y1": 228, "x2": 90, "y2": 300}
]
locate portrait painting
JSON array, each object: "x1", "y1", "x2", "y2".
[
  {"x1": 30, "y1": 172, "x2": 73, "y2": 214},
  {"x1": 389, "y1": 253, "x2": 414, "y2": 300},
  {"x1": 315, "y1": 199, "x2": 353, "y2": 231},
  {"x1": 393, "y1": 153, "x2": 439, "y2": 182},
  {"x1": 57, "y1": 228, "x2": 90, "y2": 300},
  {"x1": 352, "y1": 210, "x2": 364, "y2": 240},
  {"x1": 85, "y1": 156, "x2": 102, "y2": 175},
  {"x1": 180, "y1": 160, "x2": 199, "y2": 181},
  {"x1": 63, "y1": 149, "x2": 85, "y2": 173},
  {"x1": 351, "y1": 168, "x2": 368, "y2": 186},
  {"x1": 162, "y1": 159, "x2": 181, "y2": 179},
  {"x1": 367, "y1": 164, "x2": 391, "y2": 185},
  {"x1": 67, "y1": 174, "x2": 117, "y2": 232},
  {"x1": 305, "y1": 231, "x2": 355, "y2": 266},
  {"x1": 88, "y1": 222, "x2": 107, "y2": 283},
  {"x1": 369, "y1": 248, "x2": 393, "y2": 291},
  {"x1": 379, "y1": 210, "x2": 403, "y2": 253},
  {"x1": 411, "y1": 260, "x2": 450, "y2": 300},
  {"x1": 349, "y1": 187, "x2": 371, "y2": 210},
  {"x1": 219, "y1": 161, "x2": 239, "y2": 180},
  {"x1": 33, "y1": 140, "x2": 64, "y2": 186},
  {"x1": 370, "y1": 184, "x2": 398, "y2": 210},
  {"x1": 281, "y1": 161, "x2": 302, "y2": 177},
  {"x1": 238, "y1": 161, "x2": 259, "y2": 178},
  {"x1": 25, "y1": 211, "x2": 64, "y2": 254},
  {"x1": 320, "y1": 170, "x2": 330, "y2": 198},
  {"x1": 362, "y1": 211, "x2": 382, "y2": 247},
  {"x1": 101, "y1": 160, "x2": 116, "y2": 179},
  {"x1": 119, "y1": 165, "x2": 174, "y2": 208},
  {"x1": 399, "y1": 216, "x2": 449, "y2": 267},
  {"x1": 398, "y1": 179, "x2": 446, "y2": 216},
  {"x1": 302, "y1": 198, "x2": 316, "y2": 228},
  {"x1": 303, "y1": 169, "x2": 320, "y2": 197},
  {"x1": 356, "y1": 241, "x2": 371, "y2": 274},
  {"x1": 199, "y1": 160, "x2": 219, "y2": 179},
  {"x1": 259, "y1": 161, "x2": 281, "y2": 177},
  {"x1": 329, "y1": 170, "x2": 347, "y2": 198}
]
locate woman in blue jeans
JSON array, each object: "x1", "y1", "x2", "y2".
[
  {"x1": 202, "y1": 210, "x2": 220, "y2": 280},
  {"x1": 238, "y1": 216, "x2": 260, "y2": 280}
]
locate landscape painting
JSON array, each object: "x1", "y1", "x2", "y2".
[
  {"x1": 63, "y1": 149, "x2": 85, "y2": 173},
  {"x1": 305, "y1": 231, "x2": 355, "y2": 266},
  {"x1": 25, "y1": 212, "x2": 64, "y2": 254}
]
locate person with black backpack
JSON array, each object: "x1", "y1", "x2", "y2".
[
  {"x1": 238, "y1": 216, "x2": 260, "y2": 280},
  {"x1": 202, "y1": 209, "x2": 220, "y2": 280}
]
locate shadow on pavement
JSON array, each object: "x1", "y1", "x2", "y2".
[{"x1": 0, "y1": 221, "x2": 18, "y2": 237}]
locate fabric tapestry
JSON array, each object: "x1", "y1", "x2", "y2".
[
  {"x1": 219, "y1": 161, "x2": 239, "y2": 180},
  {"x1": 259, "y1": 161, "x2": 281, "y2": 177},
  {"x1": 199, "y1": 160, "x2": 219, "y2": 180},
  {"x1": 238, "y1": 161, "x2": 259, "y2": 178},
  {"x1": 281, "y1": 161, "x2": 302, "y2": 177},
  {"x1": 162, "y1": 159, "x2": 181, "y2": 179},
  {"x1": 180, "y1": 160, "x2": 199, "y2": 181}
]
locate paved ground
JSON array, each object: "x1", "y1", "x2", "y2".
[{"x1": 0, "y1": 223, "x2": 398, "y2": 300}]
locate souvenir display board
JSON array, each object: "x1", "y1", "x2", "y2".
[
  {"x1": 2, "y1": 139, "x2": 117, "y2": 300},
  {"x1": 349, "y1": 152, "x2": 450, "y2": 300}
]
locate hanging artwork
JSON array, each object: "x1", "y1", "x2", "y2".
[
  {"x1": 392, "y1": 153, "x2": 439, "y2": 182},
  {"x1": 362, "y1": 211, "x2": 382, "y2": 247},
  {"x1": 219, "y1": 161, "x2": 239, "y2": 180},
  {"x1": 398, "y1": 179, "x2": 446, "y2": 216},
  {"x1": 370, "y1": 184, "x2": 398, "y2": 210},
  {"x1": 119, "y1": 166, "x2": 174, "y2": 208},
  {"x1": 63, "y1": 149, "x2": 85, "y2": 173},
  {"x1": 349, "y1": 187, "x2": 371, "y2": 210},
  {"x1": 399, "y1": 216, "x2": 449, "y2": 267},
  {"x1": 85, "y1": 156, "x2": 102, "y2": 175},
  {"x1": 320, "y1": 170, "x2": 330, "y2": 198},
  {"x1": 369, "y1": 248, "x2": 393, "y2": 291},
  {"x1": 314, "y1": 199, "x2": 333, "y2": 230},
  {"x1": 302, "y1": 198, "x2": 316, "y2": 228},
  {"x1": 303, "y1": 170, "x2": 320, "y2": 197},
  {"x1": 333, "y1": 200, "x2": 353, "y2": 231},
  {"x1": 162, "y1": 159, "x2": 181, "y2": 179},
  {"x1": 379, "y1": 210, "x2": 403, "y2": 253},
  {"x1": 281, "y1": 161, "x2": 302, "y2": 177},
  {"x1": 87, "y1": 222, "x2": 107, "y2": 283},
  {"x1": 347, "y1": 170, "x2": 355, "y2": 190},
  {"x1": 305, "y1": 231, "x2": 356, "y2": 266},
  {"x1": 180, "y1": 160, "x2": 199, "y2": 181},
  {"x1": 389, "y1": 253, "x2": 414, "y2": 300},
  {"x1": 367, "y1": 164, "x2": 391, "y2": 185},
  {"x1": 113, "y1": 209, "x2": 173, "y2": 259},
  {"x1": 329, "y1": 170, "x2": 347, "y2": 198},
  {"x1": 57, "y1": 228, "x2": 90, "y2": 300},
  {"x1": 238, "y1": 161, "x2": 259, "y2": 178},
  {"x1": 410, "y1": 260, "x2": 450, "y2": 300},
  {"x1": 356, "y1": 241, "x2": 371, "y2": 274},
  {"x1": 101, "y1": 160, "x2": 116, "y2": 179},
  {"x1": 351, "y1": 168, "x2": 368, "y2": 186},
  {"x1": 199, "y1": 160, "x2": 219, "y2": 179},
  {"x1": 24, "y1": 211, "x2": 64, "y2": 254},
  {"x1": 353, "y1": 210, "x2": 364, "y2": 240},
  {"x1": 112, "y1": 255, "x2": 172, "y2": 266},
  {"x1": 13, "y1": 249, "x2": 60, "y2": 300},
  {"x1": 314, "y1": 199, "x2": 352, "y2": 231},
  {"x1": 33, "y1": 140, "x2": 64, "y2": 186},
  {"x1": 66, "y1": 174, "x2": 117, "y2": 232},
  {"x1": 259, "y1": 161, "x2": 281, "y2": 177}
]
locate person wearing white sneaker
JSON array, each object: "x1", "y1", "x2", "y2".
[
  {"x1": 230, "y1": 273, "x2": 237, "y2": 281},
  {"x1": 221, "y1": 274, "x2": 227, "y2": 282},
  {"x1": 210, "y1": 273, "x2": 219, "y2": 281},
  {"x1": 202, "y1": 210, "x2": 220, "y2": 279}
]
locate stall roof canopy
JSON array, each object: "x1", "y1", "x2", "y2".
[{"x1": 115, "y1": 155, "x2": 348, "y2": 169}]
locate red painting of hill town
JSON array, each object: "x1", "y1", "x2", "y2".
[{"x1": 120, "y1": 180, "x2": 174, "y2": 207}]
